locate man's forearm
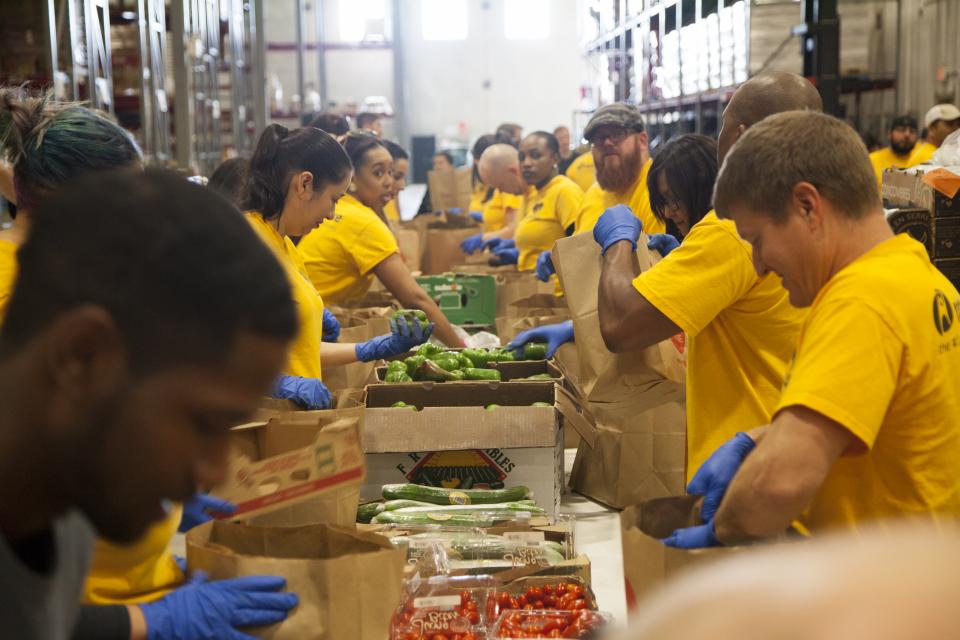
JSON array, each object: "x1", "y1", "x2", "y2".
[
  {"x1": 598, "y1": 242, "x2": 680, "y2": 352},
  {"x1": 712, "y1": 461, "x2": 803, "y2": 546}
]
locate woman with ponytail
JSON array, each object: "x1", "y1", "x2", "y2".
[
  {"x1": 299, "y1": 131, "x2": 465, "y2": 347},
  {"x1": 243, "y1": 124, "x2": 432, "y2": 406}
]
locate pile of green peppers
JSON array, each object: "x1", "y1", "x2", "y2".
[{"x1": 381, "y1": 341, "x2": 550, "y2": 383}]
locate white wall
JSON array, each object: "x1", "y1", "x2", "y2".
[
  {"x1": 263, "y1": 0, "x2": 588, "y2": 145},
  {"x1": 399, "y1": 0, "x2": 588, "y2": 142}
]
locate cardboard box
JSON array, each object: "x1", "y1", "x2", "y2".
[
  {"x1": 187, "y1": 521, "x2": 405, "y2": 640},
  {"x1": 322, "y1": 316, "x2": 391, "y2": 393},
  {"x1": 886, "y1": 208, "x2": 934, "y2": 256},
  {"x1": 361, "y1": 383, "x2": 594, "y2": 515},
  {"x1": 882, "y1": 168, "x2": 960, "y2": 262},
  {"x1": 416, "y1": 273, "x2": 498, "y2": 326},
  {"x1": 620, "y1": 496, "x2": 738, "y2": 617},
  {"x1": 217, "y1": 409, "x2": 365, "y2": 527}
]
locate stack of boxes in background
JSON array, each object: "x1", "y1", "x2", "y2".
[{"x1": 883, "y1": 166, "x2": 960, "y2": 290}]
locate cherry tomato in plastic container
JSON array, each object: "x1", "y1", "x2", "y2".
[
  {"x1": 391, "y1": 576, "x2": 493, "y2": 640},
  {"x1": 490, "y1": 610, "x2": 611, "y2": 639}
]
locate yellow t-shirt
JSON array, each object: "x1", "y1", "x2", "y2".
[
  {"x1": 246, "y1": 213, "x2": 324, "y2": 379},
  {"x1": 565, "y1": 152, "x2": 596, "y2": 192},
  {"x1": 84, "y1": 506, "x2": 184, "y2": 604},
  {"x1": 869, "y1": 146, "x2": 924, "y2": 187},
  {"x1": 468, "y1": 182, "x2": 493, "y2": 214},
  {"x1": 482, "y1": 189, "x2": 523, "y2": 233},
  {"x1": 515, "y1": 175, "x2": 584, "y2": 271},
  {"x1": 911, "y1": 141, "x2": 937, "y2": 166},
  {"x1": 384, "y1": 198, "x2": 401, "y2": 223},
  {"x1": 574, "y1": 159, "x2": 664, "y2": 236},
  {"x1": 0, "y1": 239, "x2": 17, "y2": 323},
  {"x1": 298, "y1": 193, "x2": 399, "y2": 304},
  {"x1": 633, "y1": 211, "x2": 805, "y2": 479},
  {"x1": 778, "y1": 234, "x2": 960, "y2": 533}
]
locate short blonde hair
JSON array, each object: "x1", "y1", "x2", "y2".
[{"x1": 714, "y1": 111, "x2": 879, "y2": 222}]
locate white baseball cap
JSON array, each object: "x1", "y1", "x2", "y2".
[{"x1": 924, "y1": 104, "x2": 960, "y2": 129}]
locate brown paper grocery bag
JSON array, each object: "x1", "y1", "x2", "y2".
[
  {"x1": 322, "y1": 316, "x2": 391, "y2": 393},
  {"x1": 187, "y1": 521, "x2": 405, "y2": 640},
  {"x1": 395, "y1": 227, "x2": 422, "y2": 272},
  {"x1": 427, "y1": 166, "x2": 473, "y2": 212},
  {"x1": 553, "y1": 232, "x2": 686, "y2": 404},
  {"x1": 621, "y1": 496, "x2": 775, "y2": 618},
  {"x1": 570, "y1": 395, "x2": 686, "y2": 507},
  {"x1": 496, "y1": 274, "x2": 558, "y2": 319}
]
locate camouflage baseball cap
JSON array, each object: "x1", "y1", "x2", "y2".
[{"x1": 584, "y1": 103, "x2": 645, "y2": 141}]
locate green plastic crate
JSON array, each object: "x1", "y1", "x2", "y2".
[{"x1": 416, "y1": 273, "x2": 497, "y2": 327}]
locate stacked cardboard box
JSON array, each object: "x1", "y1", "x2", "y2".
[{"x1": 882, "y1": 167, "x2": 960, "y2": 289}]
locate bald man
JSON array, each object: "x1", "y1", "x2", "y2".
[
  {"x1": 621, "y1": 524, "x2": 960, "y2": 640},
  {"x1": 592, "y1": 72, "x2": 820, "y2": 487},
  {"x1": 460, "y1": 144, "x2": 530, "y2": 261}
]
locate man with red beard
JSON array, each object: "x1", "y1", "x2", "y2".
[
  {"x1": 574, "y1": 104, "x2": 664, "y2": 235},
  {"x1": 534, "y1": 104, "x2": 665, "y2": 282}
]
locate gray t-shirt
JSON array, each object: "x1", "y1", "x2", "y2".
[{"x1": 0, "y1": 510, "x2": 95, "y2": 640}]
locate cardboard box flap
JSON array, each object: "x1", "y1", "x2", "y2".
[
  {"x1": 554, "y1": 385, "x2": 597, "y2": 448},
  {"x1": 363, "y1": 406, "x2": 559, "y2": 452},
  {"x1": 215, "y1": 419, "x2": 364, "y2": 520}
]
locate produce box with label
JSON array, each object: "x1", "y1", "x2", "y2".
[
  {"x1": 416, "y1": 273, "x2": 497, "y2": 327},
  {"x1": 361, "y1": 383, "x2": 594, "y2": 515}
]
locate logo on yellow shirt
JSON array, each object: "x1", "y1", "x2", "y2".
[{"x1": 933, "y1": 290, "x2": 956, "y2": 336}]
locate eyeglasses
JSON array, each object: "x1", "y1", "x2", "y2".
[{"x1": 588, "y1": 128, "x2": 629, "y2": 146}]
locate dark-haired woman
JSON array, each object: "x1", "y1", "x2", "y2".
[
  {"x1": 207, "y1": 156, "x2": 249, "y2": 207},
  {"x1": 511, "y1": 131, "x2": 583, "y2": 272},
  {"x1": 382, "y1": 139, "x2": 408, "y2": 223},
  {"x1": 243, "y1": 124, "x2": 432, "y2": 387},
  {"x1": 0, "y1": 89, "x2": 141, "y2": 319},
  {"x1": 299, "y1": 132, "x2": 465, "y2": 346}
]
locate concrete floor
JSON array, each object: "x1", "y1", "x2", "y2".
[{"x1": 560, "y1": 448, "x2": 627, "y2": 628}]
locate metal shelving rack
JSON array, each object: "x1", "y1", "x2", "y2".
[
  {"x1": 34, "y1": 0, "x2": 268, "y2": 172},
  {"x1": 583, "y1": 0, "x2": 879, "y2": 147}
]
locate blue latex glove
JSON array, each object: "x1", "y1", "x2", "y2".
[
  {"x1": 447, "y1": 208, "x2": 463, "y2": 215},
  {"x1": 593, "y1": 204, "x2": 642, "y2": 255},
  {"x1": 506, "y1": 320, "x2": 574, "y2": 359},
  {"x1": 469, "y1": 211, "x2": 484, "y2": 223},
  {"x1": 662, "y1": 522, "x2": 720, "y2": 549},
  {"x1": 271, "y1": 375, "x2": 332, "y2": 410},
  {"x1": 647, "y1": 233, "x2": 680, "y2": 257},
  {"x1": 498, "y1": 239, "x2": 516, "y2": 250},
  {"x1": 179, "y1": 493, "x2": 237, "y2": 533},
  {"x1": 355, "y1": 317, "x2": 433, "y2": 362},
  {"x1": 535, "y1": 250, "x2": 555, "y2": 282},
  {"x1": 321, "y1": 307, "x2": 341, "y2": 343},
  {"x1": 492, "y1": 246, "x2": 519, "y2": 265},
  {"x1": 481, "y1": 237, "x2": 503, "y2": 252},
  {"x1": 461, "y1": 234, "x2": 485, "y2": 255},
  {"x1": 174, "y1": 555, "x2": 187, "y2": 573},
  {"x1": 141, "y1": 571, "x2": 298, "y2": 640},
  {"x1": 688, "y1": 432, "x2": 756, "y2": 522}
]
